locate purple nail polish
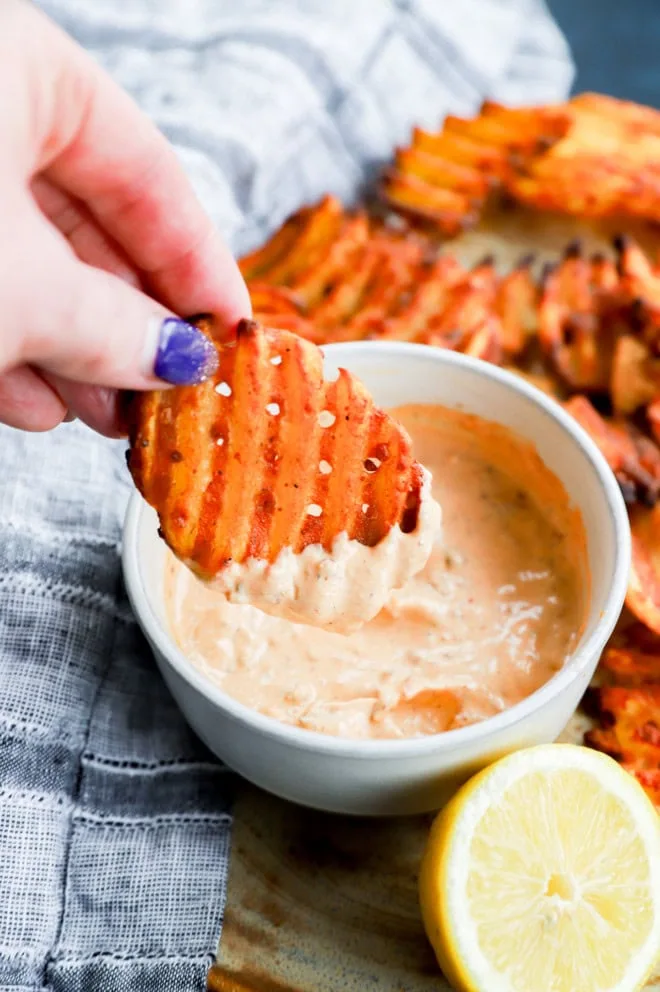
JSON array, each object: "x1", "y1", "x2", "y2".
[{"x1": 154, "y1": 318, "x2": 218, "y2": 385}]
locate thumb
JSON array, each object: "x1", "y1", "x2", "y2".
[
  {"x1": 6, "y1": 202, "x2": 225, "y2": 389},
  {"x1": 28, "y1": 256, "x2": 221, "y2": 389}
]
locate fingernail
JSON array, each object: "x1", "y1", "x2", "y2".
[{"x1": 153, "y1": 317, "x2": 218, "y2": 385}]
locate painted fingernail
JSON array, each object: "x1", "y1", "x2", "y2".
[{"x1": 153, "y1": 317, "x2": 218, "y2": 385}]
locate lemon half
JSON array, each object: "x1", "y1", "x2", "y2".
[{"x1": 419, "y1": 745, "x2": 660, "y2": 992}]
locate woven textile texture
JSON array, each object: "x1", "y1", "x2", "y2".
[{"x1": 0, "y1": 2, "x2": 573, "y2": 990}]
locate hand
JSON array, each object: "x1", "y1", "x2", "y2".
[{"x1": 0, "y1": 1, "x2": 251, "y2": 436}]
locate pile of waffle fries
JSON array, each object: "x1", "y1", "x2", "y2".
[{"x1": 238, "y1": 92, "x2": 660, "y2": 806}]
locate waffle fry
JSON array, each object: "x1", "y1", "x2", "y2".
[
  {"x1": 585, "y1": 625, "x2": 660, "y2": 807},
  {"x1": 509, "y1": 94, "x2": 660, "y2": 223},
  {"x1": 611, "y1": 335, "x2": 660, "y2": 416},
  {"x1": 626, "y1": 767, "x2": 660, "y2": 806},
  {"x1": 598, "y1": 645, "x2": 660, "y2": 686},
  {"x1": 494, "y1": 257, "x2": 538, "y2": 358},
  {"x1": 563, "y1": 396, "x2": 660, "y2": 507},
  {"x1": 382, "y1": 93, "x2": 660, "y2": 233},
  {"x1": 126, "y1": 318, "x2": 427, "y2": 579},
  {"x1": 380, "y1": 102, "x2": 570, "y2": 233},
  {"x1": 239, "y1": 194, "x2": 344, "y2": 284},
  {"x1": 585, "y1": 685, "x2": 660, "y2": 771},
  {"x1": 627, "y1": 504, "x2": 660, "y2": 634},
  {"x1": 244, "y1": 199, "x2": 545, "y2": 360},
  {"x1": 537, "y1": 242, "x2": 621, "y2": 392},
  {"x1": 381, "y1": 167, "x2": 479, "y2": 236}
]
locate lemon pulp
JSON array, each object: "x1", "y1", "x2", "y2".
[{"x1": 419, "y1": 745, "x2": 660, "y2": 992}]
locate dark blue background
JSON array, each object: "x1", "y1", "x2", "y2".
[{"x1": 548, "y1": 0, "x2": 660, "y2": 106}]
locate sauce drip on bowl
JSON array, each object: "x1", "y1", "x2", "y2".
[{"x1": 165, "y1": 404, "x2": 587, "y2": 740}]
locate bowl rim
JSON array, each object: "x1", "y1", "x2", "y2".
[{"x1": 122, "y1": 342, "x2": 632, "y2": 760}]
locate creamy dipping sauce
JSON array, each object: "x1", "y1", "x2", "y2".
[
  {"x1": 165, "y1": 404, "x2": 587, "y2": 740},
  {"x1": 201, "y1": 469, "x2": 441, "y2": 634}
]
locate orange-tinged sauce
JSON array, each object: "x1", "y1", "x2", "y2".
[{"x1": 165, "y1": 404, "x2": 587, "y2": 740}]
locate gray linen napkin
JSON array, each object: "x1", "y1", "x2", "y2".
[{"x1": 0, "y1": 2, "x2": 572, "y2": 989}]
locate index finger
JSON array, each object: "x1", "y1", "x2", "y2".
[{"x1": 20, "y1": 4, "x2": 251, "y2": 325}]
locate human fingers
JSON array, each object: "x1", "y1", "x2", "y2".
[
  {"x1": 32, "y1": 176, "x2": 141, "y2": 287},
  {"x1": 1, "y1": 197, "x2": 219, "y2": 391},
  {"x1": 0, "y1": 365, "x2": 67, "y2": 432},
  {"x1": 10, "y1": 3, "x2": 250, "y2": 326},
  {"x1": 39, "y1": 374, "x2": 123, "y2": 438}
]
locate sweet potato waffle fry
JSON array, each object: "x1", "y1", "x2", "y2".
[
  {"x1": 381, "y1": 101, "x2": 571, "y2": 235},
  {"x1": 381, "y1": 93, "x2": 660, "y2": 233},
  {"x1": 243, "y1": 198, "x2": 538, "y2": 362},
  {"x1": 584, "y1": 685, "x2": 660, "y2": 806},
  {"x1": 562, "y1": 396, "x2": 660, "y2": 507},
  {"x1": 537, "y1": 242, "x2": 621, "y2": 392},
  {"x1": 509, "y1": 94, "x2": 660, "y2": 223},
  {"x1": 125, "y1": 318, "x2": 425, "y2": 580},
  {"x1": 583, "y1": 620, "x2": 660, "y2": 807}
]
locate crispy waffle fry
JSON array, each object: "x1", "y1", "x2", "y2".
[
  {"x1": 508, "y1": 94, "x2": 660, "y2": 222},
  {"x1": 380, "y1": 103, "x2": 570, "y2": 233},
  {"x1": 494, "y1": 256, "x2": 538, "y2": 358},
  {"x1": 382, "y1": 94, "x2": 660, "y2": 232},
  {"x1": 390, "y1": 146, "x2": 491, "y2": 199},
  {"x1": 627, "y1": 504, "x2": 660, "y2": 634},
  {"x1": 648, "y1": 397, "x2": 660, "y2": 447},
  {"x1": 585, "y1": 685, "x2": 660, "y2": 770},
  {"x1": 599, "y1": 645, "x2": 660, "y2": 686},
  {"x1": 538, "y1": 243, "x2": 620, "y2": 392},
  {"x1": 374, "y1": 254, "x2": 465, "y2": 342},
  {"x1": 239, "y1": 194, "x2": 344, "y2": 284},
  {"x1": 243, "y1": 201, "x2": 533, "y2": 360},
  {"x1": 381, "y1": 167, "x2": 479, "y2": 236},
  {"x1": 126, "y1": 318, "x2": 436, "y2": 592},
  {"x1": 563, "y1": 396, "x2": 660, "y2": 506},
  {"x1": 444, "y1": 101, "x2": 571, "y2": 158},
  {"x1": 611, "y1": 334, "x2": 660, "y2": 416},
  {"x1": 626, "y1": 767, "x2": 660, "y2": 806}
]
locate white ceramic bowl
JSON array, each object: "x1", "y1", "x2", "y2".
[{"x1": 122, "y1": 343, "x2": 631, "y2": 816}]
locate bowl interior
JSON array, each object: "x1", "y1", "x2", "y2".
[{"x1": 126, "y1": 343, "x2": 630, "y2": 751}]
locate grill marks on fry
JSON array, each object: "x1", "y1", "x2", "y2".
[
  {"x1": 192, "y1": 347, "x2": 237, "y2": 572},
  {"x1": 321, "y1": 370, "x2": 369, "y2": 547},
  {"x1": 269, "y1": 336, "x2": 324, "y2": 555},
  {"x1": 222, "y1": 323, "x2": 273, "y2": 564}
]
